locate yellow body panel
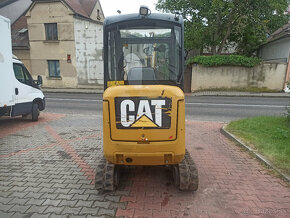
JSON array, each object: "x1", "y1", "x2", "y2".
[{"x1": 103, "y1": 85, "x2": 185, "y2": 165}]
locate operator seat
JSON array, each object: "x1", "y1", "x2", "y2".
[{"x1": 127, "y1": 67, "x2": 156, "y2": 81}]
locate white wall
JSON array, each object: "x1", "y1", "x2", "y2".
[{"x1": 74, "y1": 18, "x2": 103, "y2": 86}]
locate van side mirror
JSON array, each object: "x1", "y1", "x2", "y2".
[{"x1": 37, "y1": 75, "x2": 43, "y2": 86}]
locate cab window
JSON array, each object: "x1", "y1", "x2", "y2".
[
  {"x1": 105, "y1": 23, "x2": 182, "y2": 88},
  {"x1": 13, "y1": 63, "x2": 33, "y2": 86}
]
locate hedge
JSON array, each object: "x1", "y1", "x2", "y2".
[{"x1": 187, "y1": 55, "x2": 262, "y2": 67}]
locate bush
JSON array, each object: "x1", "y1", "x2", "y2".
[{"x1": 187, "y1": 55, "x2": 262, "y2": 67}]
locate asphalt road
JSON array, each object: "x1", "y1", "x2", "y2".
[{"x1": 44, "y1": 92, "x2": 289, "y2": 122}]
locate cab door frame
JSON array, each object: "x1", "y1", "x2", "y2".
[{"x1": 11, "y1": 62, "x2": 38, "y2": 116}]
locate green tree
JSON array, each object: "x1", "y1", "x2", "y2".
[{"x1": 156, "y1": 0, "x2": 288, "y2": 56}]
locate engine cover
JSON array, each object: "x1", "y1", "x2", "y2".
[{"x1": 103, "y1": 85, "x2": 184, "y2": 142}]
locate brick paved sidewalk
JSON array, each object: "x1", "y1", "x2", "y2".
[
  {"x1": 116, "y1": 121, "x2": 290, "y2": 217},
  {"x1": 0, "y1": 113, "x2": 127, "y2": 218},
  {"x1": 0, "y1": 113, "x2": 289, "y2": 217}
]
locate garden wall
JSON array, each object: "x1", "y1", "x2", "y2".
[{"x1": 191, "y1": 62, "x2": 287, "y2": 92}]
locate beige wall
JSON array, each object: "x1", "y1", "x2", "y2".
[
  {"x1": 191, "y1": 63, "x2": 287, "y2": 91},
  {"x1": 90, "y1": 1, "x2": 105, "y2": 22},
  {"x1": 13, "y1": 49, "x2": 31, "y2": 73},
  {"x1": 26, "y1": 1, "x2": 78, "y2": 88}
]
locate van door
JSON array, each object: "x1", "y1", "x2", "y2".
[{"x1": 12, "y1": 63, "x2": 36, "y2": 116}]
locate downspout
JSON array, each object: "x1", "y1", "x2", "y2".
[{"x1": 284, "y1": 52, "x2": 290, "y2": 92}]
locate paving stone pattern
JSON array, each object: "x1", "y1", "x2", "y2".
[{"x1": 0, "y1": 113, "x2": 289, "y2": 217}]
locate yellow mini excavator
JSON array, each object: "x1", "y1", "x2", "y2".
[{"x1": 95, "y1": 6, "x2": 198, "y2": 191}]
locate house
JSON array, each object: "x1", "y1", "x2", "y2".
[
  {"x1": 2, "y1": 0, "x2": 105, "y2": 89},
  {"x1": 258, "y1": 21, "x2": 290, "y2": 63},
  {"x1": 258, "y1": 21, "x2": 290, "y2": 91}
]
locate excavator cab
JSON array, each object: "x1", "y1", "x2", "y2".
[{"x1": 96, "y1": 7, "x2": 198, "y2": 191}]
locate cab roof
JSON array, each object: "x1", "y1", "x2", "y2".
[{"x1": 104, "y1": 13, "x2": 183, "y2": 27}]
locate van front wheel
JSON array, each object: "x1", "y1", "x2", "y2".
[{"x1": 31, "y1": 103, "x2": 39, "y2": 121}]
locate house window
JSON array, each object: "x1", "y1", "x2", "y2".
[
  {"x1": 48, "y1": 60, "x2": 60, "y2": 77},
  {"x1": 45, "y1": 23, "x2": 58, "y2": 40}
]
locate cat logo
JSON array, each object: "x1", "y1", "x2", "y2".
[{"x1": 115, "y1": 97, "x2": 172, "y2": 129}]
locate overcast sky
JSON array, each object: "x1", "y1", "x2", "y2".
[{"x1": 100, "y1": 0, "x2": 159, "y2": 17}]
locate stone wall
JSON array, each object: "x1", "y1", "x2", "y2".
[
  {"x1": 74, "y1": 17, "x2": 103, "y2": 86},
  {"x1": 191, "y1": 62, "x2": 287, "y2": 92}
]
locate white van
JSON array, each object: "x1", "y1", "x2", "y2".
[{"x1": 0, "y1": 15, "x2": 45, "y2": 121}]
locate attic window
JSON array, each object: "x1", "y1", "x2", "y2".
[
  {"x1": 18, "y1": 28, "x2": 28, "y2": 34},
  {"x1": 97, "y1": 9, "x2": 101, "y2": 20}
]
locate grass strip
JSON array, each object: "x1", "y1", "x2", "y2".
[{"x1": 226, "y1": 116, "x2": 290, "y2": 175}]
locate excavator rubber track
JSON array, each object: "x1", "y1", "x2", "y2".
[
  {"x1": 172, "y1": 149, "x2": 199, "y2": 191},
  {"x1": 95, "y1": 150, "x2": 198, "y2": 191},
  {"x1": 95, "y1": 156, "x2": 120, "y2": 191}
]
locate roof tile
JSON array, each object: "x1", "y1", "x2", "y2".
[
  {"x1": 11, "y1": 15, "x2": 29, "y2": 47},
  {"x1": 64, "y1": 0, "x2": 97, "y2": 18}
]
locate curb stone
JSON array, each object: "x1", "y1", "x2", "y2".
[
  {"x1": 221, "y1": 125, "x2": 290, "y2": 183},
  {"x1": 42, "y1": 88, "x2": 290, "y2": 97},
  {"x1": 42, "y1": 88, "x2": 103, "y2": 94}
]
